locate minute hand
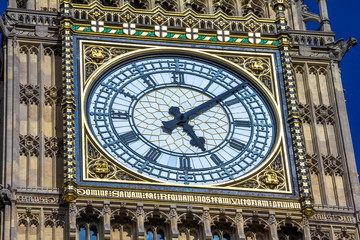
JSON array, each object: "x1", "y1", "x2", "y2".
[{"x1": 183, "y1": 82, "x2": 248, "y2": 121}]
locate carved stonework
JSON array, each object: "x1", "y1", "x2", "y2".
[
  {"x1": 44, "y1": 85, "x2": 61, "y2": 106},
  {"x1": 241, "y1": 0, "x2": 266, "y2": 17},
  {"x1": 159, "y1": 0, "x2": 177, "y2": 11},
  {"x1": 311, "y1": 213, "x2": 356, "y2": 223},
  {"x1": 44, "y1": 136, "x2": 62, "y2": 158},
  {"x1": 334, "y1": 228, "x2": 356, "y2": 240},
  {"x1": 311, "y1": 229, "x2": 330, "y2": 240},
  {"x1": 19, "y1": 134, "x2": 40, "y2": 157},
  {"x1": 327, "y1": 37, "x2": 358, "y2": 61},
  {"x1": 315, "y1": 105, "x2": 335, "y2": 125},
  {"x1": 44, "y1": 210, "x2": 65, "y2": 228},
  {"x1": 299, "y1": 103, "x2": 312, "y2": 124},
  {"x1": 233, "y1": 155, "x2": 287, "y2": 191},
  {"x1": 305, "y1": 154, "x2": 319, "y2": 175},
  {"x1": 213, "y1": 0, "x2": 236, "y2": 16},
  {"x1": 84, "y1": 45, "x2": 132, "y2": 80},
  {"x1": 323, "y1": 155, "x2": 344, "y2": 176},
  {"x1": 86, "y1": 140, "x2": 140, "y2": 181},
  {"x1": 224, "y1": 56, "x2": 273, "y2": 93},
  {"x1": 16, "y1": 194, "x2": 59, "y2": 204},
  {"x1": 20, "y1": 84, "x2": 40, "y2": 105},
  {"x1": 0, "y1": 185, "x2": 12, "y2": 208},
  {"x1": 128, "y1": 0, "x2": 149, "y2": 10},
  {"x1": 16, "y1": 0, "x2": 27, "y2": 8},
  {"x1": 18, "y1": 208, "x2": 40, "y2": 227},
  {"x1": 188, "y1": 0, "x2": 207, "y2": 14}
]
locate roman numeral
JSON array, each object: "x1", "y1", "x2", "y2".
[
  {"x1": 111, "y1": 110, "x2": 128, "y2": 119},
  {"x1": 119, "y1": 131, "x2": 138, "y2": 145},
  {"x1": 142, "y1": 75, "x2": 157, "y2": 88},
  {"x1": 172, "y1": 72, "x2": 185, "y2": 84},
  {"x1": 229, "y1": 139, "x2": 246, "y2": 152},
  {"x1": 180, "y1": 157, "x2": 191, "y2": 170},
  {"x1": 210, "y1": 154, "x2": 223, "y2": 166},
  {"x1": 144, "y1": 148, "x2": 161, "y2": 163},
  {"x1": 119, "y1": 89, "x2": 136, "y2": 101},
  {"x1": 224, "y1": 98, "x2": 240, "y2": 107},
  {"x1": 234, "y1": 120, "x2": 251, "y2": 128}
]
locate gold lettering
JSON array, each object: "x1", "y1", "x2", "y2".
[{"x1": 223, "y1": 198, "x2": 230, "y2": 204}]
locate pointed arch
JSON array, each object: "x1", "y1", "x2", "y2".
[
  {"x1": 129, "y1": 0, "x2": 149, "y2": 9},
  {"x1": 241, "y1": 0, "x2": 266, "y2": 17},
  {"x1": 190, "y1": 0, "x2": 207, "y2": 14},
  {"x1": 160, "y1": 0, "x2": 177, "y2": 11},
  {"x1": 214, "y1": 0, "x2": 237, "y2": 16}
]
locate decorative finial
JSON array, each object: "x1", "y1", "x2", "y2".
[
  {"x1": 155, "y1": 0, "x2": 161, "y2": 6},
  {"x1": 185, "y1": 0, "x2": 192, "y2": 9},
  {"x1": 215, "y1": 1, "x2": 223, "y2": 12}
]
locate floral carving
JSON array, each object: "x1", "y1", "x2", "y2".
[
  {"x1": 20, "y1": 84, "x2": 40, "y2": 105},
  {"x1": 213, "y1": 0, "x2": 236, "y2": 16},
  {"x1": 314, "y1": 104, "x2": 335, "y2": 125},
  {"x1": 323, "y1": 155, "x2": 343, "y2": 176},
  {"x1": 45, "y1": 136, "x2": 62, "y2": 158},
  {"x1": 84, "y1": 45, "x2": 131, "y2": 80},
  {"x1": 234, "y1": 155, "x2": 287, "y2": 191},
  {"x1": 311, "y1": 229, "x2": 330, "y2": 240},
  {"x1": 44, "y1": 85, "x2": 61, "y2": 106},
  {"x1": 18, "y1": 208, "x2": 39, "y2": 227},
  {"x1": 305, "y1": 154, "x2": 319, "y2": 174},
  {"x1": 299, "y1": 103, "x2": 312, "y2": 124},
  {"x1": 86, "y1": 141, "x2": 140, "y2": 181},
  {"x1": 44, "y1": 210, "x2": 65, "y2": 228},
  {"x1": 224, "y1": 56, "x2": 273, "y2": 93},
  {"x1": 159, "y1": 0, "x2": 177, "y2": 11},
  {"x1": 19, "y1": 134, "x2": 40, "y2": 157}
]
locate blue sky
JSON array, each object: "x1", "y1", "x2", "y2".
[{"x1": 0, "y1": 1, "x2": 359, "y2": 179}]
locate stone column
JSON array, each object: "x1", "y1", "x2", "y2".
[
  {"x1": 268, "y1": 211, "x2": 278, "y2": 240},
  {"x1": 329, "y1": 60, "x2": 360, "y2": 237},
  {"x1": 235, "y1": 209, "x2": 246, "y2": 240},
  {"x1": 136, "y1": 203, "x2": 145, "y2": 240},
  {"x1": 317, "y1": 0, "x2": 331, "y2": 31},
  {"x1": 103, "y1": 201, "x2": 111, "y2": 240},
  {"x1": 290, "y1": 0, "x2": 306, "y2": 30},
  {"x1": 8, "y1": 0, "x2": 17, "y2": 8},
  {"x1": 68, "y1": 203, "x2": 77, "y2": 240},
  {"x1": 202, "y1": 207, "x2": 212, "y2": 240},
  {"x1": 27, "y1": 0, "x2": 35, "y2": 10},
  {"x1": 302, "y1": 216, "x2": 311, "y2": 240},
  {"x1": 170, "y1": 205, "x2": 179, "y2": 239}
]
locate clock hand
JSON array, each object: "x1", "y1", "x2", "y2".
[
  {"x1": 183, "y1": 82, "x2": 248, "y2": 121},
  {"x1": 162, "y1": 107, "x2": 206, "y2": 151},
  {"x1": 182, "y1": 123, "x2": 206, "y2": 151},
  {"x1": 162, "y1": 82, "x2": 248, "y2": 133}
]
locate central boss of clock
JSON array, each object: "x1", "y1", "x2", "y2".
[{"x1": 86, "y1": 55, "x2": 276, "y2": 185}]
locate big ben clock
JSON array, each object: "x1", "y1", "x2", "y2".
[{"x1": 83, "y1": 50, "x2": 279, "y2": 186}]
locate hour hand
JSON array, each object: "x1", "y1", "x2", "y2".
[
  {"x1": 162, "y1": 106, "x2": 182, "y2": 134},
  {"x1": 182, "y1": 123, "x2": 206, "y2": 151}
]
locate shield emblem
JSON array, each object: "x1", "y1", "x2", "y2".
[{"x1": 123, "y1": 23, "x2": 136, "y2": 35}]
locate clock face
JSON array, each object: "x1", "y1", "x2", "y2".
[{"x1": 86, "y1": 55, "x2": 276, "y2": 185}]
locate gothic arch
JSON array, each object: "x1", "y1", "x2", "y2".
[
  {"x1": 214, "y1": 0, "x2": 237, "y2": 16},
  {"x1": 189, "y1": 0, "x2": 207, "y2": 14},
  {"x1": 241, "y1": 0, "x2": 266, "y2": 18},
  {"x1": 129, "y1": 0, "x2": 149, "y2": 9},
  {"x1": 159, "y1": 0, "x2": 177, "y2": 11}
]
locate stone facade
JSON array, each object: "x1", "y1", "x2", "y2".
[{"x1": 0, "y1": 0, "x2": 359, "y2": 239}]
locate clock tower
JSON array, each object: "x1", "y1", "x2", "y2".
[{"x1": 0, "y1": 0, "x2": 359, "y2": 239}]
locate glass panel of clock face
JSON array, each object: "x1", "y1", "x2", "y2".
[{"x1": 86, "y1": 56, "x2": 276, "y2": 185}]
